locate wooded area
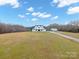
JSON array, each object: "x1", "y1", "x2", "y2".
[
  {"x1": 0, "y1": 23, "x2": 27, "y2": 34},
  {"x1": 46, "y1": 20, "x2": 79, "y2": 32}
]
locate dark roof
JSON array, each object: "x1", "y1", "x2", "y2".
[
  {"x1": 32, "y1": 25, "x2": 46, "y2": 29},
  {"x1": 35, "y1": 25, "x2": 44, "y2": 26}
]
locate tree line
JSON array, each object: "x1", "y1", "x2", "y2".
[
  {"x1": 0, "y1": 23, "x2": 27, "y2": 34},
  {"x1": 0, "y1": 20, "x2": 79, "y2": 34},
  {"x1": 46, "y1": 20, "x2": 79, "y2": 32}
]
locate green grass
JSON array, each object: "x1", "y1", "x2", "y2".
[
  {"x1": 61, "y1": 32, "x2": 79, "y2": 39},
  {"x1": 0, "y1": 32, "x2": 79, "y2": 59}
]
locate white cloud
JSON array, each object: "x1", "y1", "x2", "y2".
[
  {"x1": 0, "y1": 0, "x2": 20, "y2": 8},
  {"x1": 32, "y1": 12, "x2": 40, "y2": 16},
  {"x1": 52, "y1": 0, "x2": 79, "y2": 7},
  {"x1": 31, "y1": 18, "x2": 38, "y2": 21},
  {"x1": 51, "y1": 16, "x2": 59, "y2": 20},
  {"x1": 53, "y1": 16, "x2": 58, "y2": 19},
  {"x1": 26, "y1": 13, "x2": 30, "y2": 15},
  {"x1": 38, "y1": 12, "x2": 52, "y2": 18},
  {"x1": 64, "y1": 21, "x2": 69, "y2": 25},
  {"x1": 27, "y1": 7, "x2": 34, "y2": 12},
  {"x1": 67, "y1": 6, "x2": 79, "y2": 14},
  {"x1": 32, "y1": 12, "x2": 52, "y2": 18},
  {"x1": 27, "y1": 7, "x2": 52, "y2": 18},
  {"x1": 18, "y1": 14, "x2": 26, "y2": 19}
]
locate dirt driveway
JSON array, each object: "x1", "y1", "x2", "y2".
[{"x1": 50, "y1": 32, "x2": 79, "y2": 43}]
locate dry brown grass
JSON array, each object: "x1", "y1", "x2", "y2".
[{"x1": 0, "y1": 32, "x2": 79, "y2": 59}]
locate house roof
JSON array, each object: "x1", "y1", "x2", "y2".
[{"x1": 32, "y1": 25, "x2": 46, "y2": 29}]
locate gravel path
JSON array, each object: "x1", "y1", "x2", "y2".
[{"x1": 50, "y1": 32, "x2": 79, "y2": 43}]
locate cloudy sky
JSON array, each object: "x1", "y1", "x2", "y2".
[{"x1": 0, "y1": 0, "x2": 79, "y2": 26}]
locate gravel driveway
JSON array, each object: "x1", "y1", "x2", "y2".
[{"x1": 50, "y1": 32, "x2": 79, "y2": 43}]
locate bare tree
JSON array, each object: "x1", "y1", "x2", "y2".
[{"x1": 0, "y1": 23, "x2": 27, "y2": 34}]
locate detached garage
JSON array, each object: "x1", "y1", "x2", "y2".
[{"x1": 51, "y1": 28, "x2": 58, "y2": 32}]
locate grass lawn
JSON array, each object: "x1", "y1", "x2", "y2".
[
  {"x1": 61, "y1": 32, "x2": 79, "y2": 39},
  {"x1": 0, "y1": 32, "x2": 79, "y2": 59}
]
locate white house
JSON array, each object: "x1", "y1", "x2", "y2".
[
  {"x1": 32, "y1": 25, "x2": 46, "y2": 32},
  {"x1": 51, "y1": 28, "x2": 58, "y2": 32}
]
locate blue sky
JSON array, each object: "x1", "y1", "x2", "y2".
[{"x1": 0, "y1": 0, "x2": 79, "y2": 27}]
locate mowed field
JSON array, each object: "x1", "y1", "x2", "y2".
[{"x1": 0, "y1": 32, "x2": 79, "y2": 59}]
